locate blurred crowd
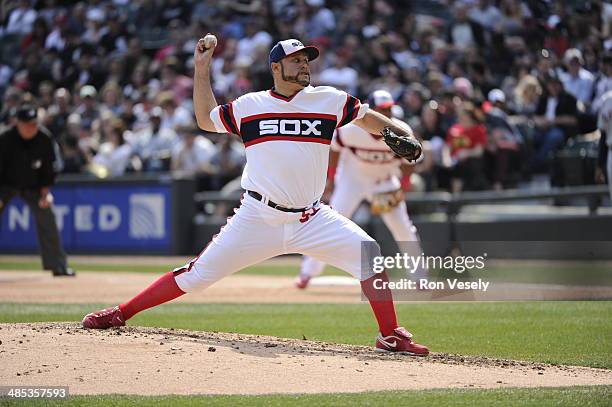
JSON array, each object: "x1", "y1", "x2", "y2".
[{"x1": 0, "y1": 0, "x2": 611, "y2": 193}]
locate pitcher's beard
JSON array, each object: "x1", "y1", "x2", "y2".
[{"x1": 281, "y1": 64, "x2": 310, "y2": 87}]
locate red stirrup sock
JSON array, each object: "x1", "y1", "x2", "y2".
[
  {"x1": 119, "y1": 272, "x2": 185, "y2": 320},
  {"x1": 360, "y1": 272, "x2": 398, "y2": 337}
]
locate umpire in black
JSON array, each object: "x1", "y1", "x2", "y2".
[{"x1": 0, "y1": 104, "x2": 75, "y2": 277}]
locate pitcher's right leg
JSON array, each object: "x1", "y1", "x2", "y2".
[{"x1": 83, "y1": 196, "x2": 285, "y2": 329}]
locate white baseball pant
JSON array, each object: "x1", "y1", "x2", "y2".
[
  {"x1": 174, "y1": 193, "x2": 380, "y2": 292},
  {"x1": 300, "y1": 178, "x2": 425, "y2": 279}
]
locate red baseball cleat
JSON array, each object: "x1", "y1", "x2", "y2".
[
  {"x1": 375, "y1": 327, "x2": 429, "y2": 356},
  {"x1": 82, "y1": 306, "x2": 126, "y2": 329},
  {"x1": 295, "y1": 274, "x2": 311, "y2": 289}
]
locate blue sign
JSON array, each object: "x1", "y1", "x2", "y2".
[{"x1": 0, "y1": 185, "x2": 172, "y2": 252}]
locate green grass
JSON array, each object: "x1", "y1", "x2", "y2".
[
  {"x1": 1, "y1": 301, "x2": 610, "y2": 369},
  {"x1": 3, "y1": 386, "x2": 611, "y2": 406},
  {"x1": 2, "y1": 260, "x2": 610, "y2": 285}
]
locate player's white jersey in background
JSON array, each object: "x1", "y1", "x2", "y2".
[{"x1": 333, "y1": 117, "x2": 408, "y2": 195}]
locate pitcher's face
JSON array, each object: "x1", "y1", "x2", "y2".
[{"x1": 275, "y1": 51, "x2": 311, "y2": 88}]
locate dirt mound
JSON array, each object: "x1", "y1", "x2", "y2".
[{"x1": 1, "y1": 323, "x2": 610, "y2": 395}]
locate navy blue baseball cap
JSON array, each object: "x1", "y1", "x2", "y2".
[{"x1": 269, "y1": 39, "x2": 319, "y2": 66}]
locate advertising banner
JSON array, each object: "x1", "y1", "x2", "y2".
[{"x1": 0, "y1": 185, "x2": 172, "y2": 252}]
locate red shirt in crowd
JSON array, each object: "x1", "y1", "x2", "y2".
[{"x1": 446, "y1": 123, "x2": 487, "y2": 157}]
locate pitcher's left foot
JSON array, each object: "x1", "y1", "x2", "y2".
[{"x1": 82, "y1": 306, "x2": 125, "y2": 329}]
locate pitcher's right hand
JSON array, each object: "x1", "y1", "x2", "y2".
[{"x1": 194, "y1": 34, "x2": 217, "y2": 72}]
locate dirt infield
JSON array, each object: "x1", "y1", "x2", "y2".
[
  {"x1": 1, "y1": 269, "x2": 610, "y2": 303},
  {"x1": 0, "y1": 271, "x2": 362, "y2": 304},
  {"x1": 1, "y1": 323, "x2": 611, "y2": 395}
]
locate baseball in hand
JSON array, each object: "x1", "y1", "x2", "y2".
[{"x1": 200, "y1": 34, "x2": 217, "y2": 52}]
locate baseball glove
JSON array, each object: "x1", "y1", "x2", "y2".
[
  {"x1": 381, "y1": 127, "x2": 422, "y2": 163},
  {"x1": 370, "y1": 189, "x2": 405, "y2": 215}
]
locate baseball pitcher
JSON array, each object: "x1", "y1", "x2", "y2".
[{"x1": 82, "y1": 35, "x2": 428, "y2": 355}]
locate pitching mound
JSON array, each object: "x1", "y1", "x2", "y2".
[{"x1": 1, "y1": 323, "x2": 611, "y2": 395}]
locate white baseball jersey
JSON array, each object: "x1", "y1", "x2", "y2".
[
  {"x1": 333, "y1": 118, "x2": 407, "y2": 192},
  {"x1": 210, "y1": 85, "x2": 368, "y2": 207},
  {"x1": 598, "y1": 90, "x2": 612, "y2": 147}
]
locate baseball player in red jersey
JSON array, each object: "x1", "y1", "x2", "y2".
[
  {"x1": 297, "y1": 90, "x2": 426, "y2": 289},
  {"x1": 82, "y1": 35, "x2": 429, "y2": 355}
]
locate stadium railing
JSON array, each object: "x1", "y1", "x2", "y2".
[{"x1": 194, "y1": 185, "x2": 611, "y2": 217}]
